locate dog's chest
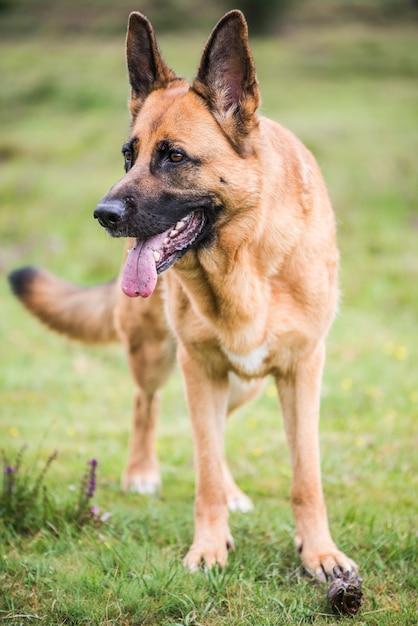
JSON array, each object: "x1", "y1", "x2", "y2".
[{"x1": 221, "y1": 340, "x2": 270, "y2": 377}]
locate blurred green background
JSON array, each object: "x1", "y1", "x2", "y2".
[
  {"x1": 0, "y1": 2, "x2": 417, "y2": 623},
  {"x1": 1, "y1": 0, "x2": 418, "y2": 36}
]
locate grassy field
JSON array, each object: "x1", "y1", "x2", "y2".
[{"x1": 1, "y1": 16, "x2": 418, "y2": 626}]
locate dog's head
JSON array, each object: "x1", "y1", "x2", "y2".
[{"x1": 94, "y1": 11, "x2": 261, "y2": 297}]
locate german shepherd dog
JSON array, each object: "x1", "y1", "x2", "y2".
[{"x1": 9, "y1": 11, "x2": 357, "y2": 579}]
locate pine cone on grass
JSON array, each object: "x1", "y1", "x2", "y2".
[{"x1": 327, "y1": 567, "x2": 363, "y2": 616}]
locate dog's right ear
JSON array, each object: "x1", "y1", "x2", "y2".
[
  {"x1": 192, "y1": 11, "x2": 260, "y2": 155},
  {"x1": 126, "y1": 13, "x2": 177, "y2": 116}
]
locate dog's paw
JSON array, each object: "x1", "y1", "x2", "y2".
[
  {"x1": 297, "y1": 536, "x2": 358, "y2": 582},
  {"x1": 183, "y1": 534, "x2": 234, "y2": 571},
  {"x1": 122, "y1": 472, "x2": 161, "y2": 495},
  {"x1": 224, "y1": 479, "x2": 254, "y2": 513},
  {"x1": 227, "y1": 493, "x2": 254, "y2": 513}
]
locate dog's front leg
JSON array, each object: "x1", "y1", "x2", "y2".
[
  {"x1": 178, "y1": 344, "x2": 233, "y2": 570},
  {"x1": 276, "y1": 343, "x2": 357, "y2": 581}
]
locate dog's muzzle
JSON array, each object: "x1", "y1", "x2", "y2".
[{"x1": 94, "y1": 199, "x2": 125, "y2": 231}]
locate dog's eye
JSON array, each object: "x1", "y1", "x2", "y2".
[
  {"x1": 155, "y1": 142, "x2": 188, "y2": 168},
  {"x1": 168, "y1": 151, "x2": 185, "y2": 164},
  {"x1": 123, "y1": 151, "x2": 133, "y2": 172}
]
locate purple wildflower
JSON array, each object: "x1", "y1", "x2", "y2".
[
  {"x1": 84, "y1": 459, "x2": 98, "y2": 498},
  {"x1": 3, "y1": 465, "x2": 15, "y2": 496},
  {"x1": 75, "y1": 458, "x2": 102, "y2": 526}
]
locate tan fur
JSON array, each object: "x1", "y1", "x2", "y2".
[
  {"x1": 9, "y1": 10, "x2": 357, "y2": 580},
  {"x1": 8, "y1": 250, "x2": 176, "y2": 494},
  {"x1": 119, "y1": 11, "x2": 355, "y2": 577},
  {"x1": 9, "y1": 247, "x2": 257, "y2": 505},
  {"x1": 10, "y1": 267, "x2": 120, "y2": 343}
]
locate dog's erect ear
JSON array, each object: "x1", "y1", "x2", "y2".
[
  {"x1": 126, "y1": 12, "x2": 177, "y2": 115},
  {"x1": 192, "y1": 11, "x2": 260, "y2": 152}
]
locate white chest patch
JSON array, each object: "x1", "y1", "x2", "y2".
[{"x1": 222, "y1": 341, "x2": 270, "y2": 376}]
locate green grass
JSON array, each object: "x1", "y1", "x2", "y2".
[{"x1": 1, "y1": 18, "x2": 418, "y2": 625}]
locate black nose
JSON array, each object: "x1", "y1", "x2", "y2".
[{"x1": 93, "y1": 199, "x2": 125, "y2": 229}]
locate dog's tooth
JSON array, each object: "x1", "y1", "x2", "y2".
[
  {"x1": 153, "y1": 250, "x2": 161, "y2": 263},
  {"x1": 163, "y1": 237, "x2": 170, "y2": 245},
  {"x1": 170, "y1": 229, "x2": 178, "y2": 238},
  {"x1": 176, "y1": 220, "x2": 185, "y2": 230},
  {"x1": 127, "y1": 248, "x2": 132, "y2": 254}
]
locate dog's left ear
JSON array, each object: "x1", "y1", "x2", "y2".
[
  {"x1": 192, "y1": 10, "x2": 260, "y2": 153},
  {"x1": 126, "y1": 12, "x2": 177, "y2": 116}
]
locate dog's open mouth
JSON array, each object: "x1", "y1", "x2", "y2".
[{"x1": 121, "y1": 211, "x2": 206, "y2": 298}]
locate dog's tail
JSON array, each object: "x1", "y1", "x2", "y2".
[{"x1": 8, "y1": 266, "x2": 119, "y2": 343}]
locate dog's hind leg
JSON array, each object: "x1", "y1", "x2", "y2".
[
  {"x1": 122, "y1": 388, "x2": 162, "y2": 494},
  {"x1": 222, "y1": 460, "x2": 254, "y2": 513},
  {"x1": 115, "y1": 282, "x2": 176, "y2": 494},
  {"x1": 224, "y1": 374, "x2": 265, "y2": 512}
]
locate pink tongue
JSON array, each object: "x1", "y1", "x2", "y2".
[{"x1": 121, "y1": 231, "x2": 168, "y2": 298}]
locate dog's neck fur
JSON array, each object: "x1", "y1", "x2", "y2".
[{"x1": 165, "y1": 116, "x2": 338, "y2": 367}]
